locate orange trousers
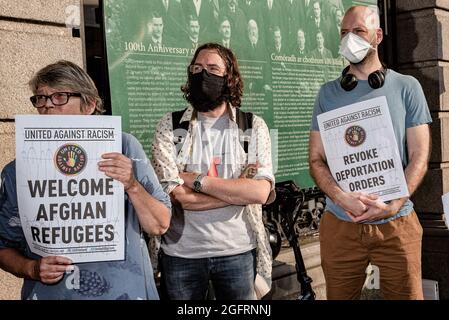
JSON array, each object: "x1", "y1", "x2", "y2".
[{"x1": 319, "y1": 211, "x2": 423, "y2": 300}]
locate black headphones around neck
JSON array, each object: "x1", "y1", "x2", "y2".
[{"x1": 340, "y1": 64, "x2": 387, "y2": 91}]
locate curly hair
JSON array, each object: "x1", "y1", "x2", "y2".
[{"x1": 181, "y1": 43, "x2": 244, "y2": 108}]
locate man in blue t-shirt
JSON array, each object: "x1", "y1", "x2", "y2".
[{"x1": 309, "y1": 6, "x2": 432, "y2": 300}]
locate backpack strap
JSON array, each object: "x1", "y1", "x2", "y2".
[
  {"x1": 172, "y1": 108, "x2": 189, "y2": 131},
  {"x1": 172, "y1": 108, "x2": 189, "y2": 151},
  {"x1": 235, "y1": 108, "x2": 253, "y2": 154}
]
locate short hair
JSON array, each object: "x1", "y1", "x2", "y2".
[
  {"x1": 248, "y1": 19, "x2": 258, "y2": 30},
  {"x1": 182, "y1": 43, "x2": 243, "y2": 108},
  {"x1": 148, "y1": 11, "x2": 163, "y2": 31},
  {"x1": 218, "y1": 16, "x2": 231, "y2": 35},
  {"x1": 188, "y1": 14, "x2": 199, "y2": 24},
  {"x1": 219, "y1": 15, "x2": 230, "y2": 26},
  {"x1": 150, "y1": 11, "x2": 163, "y2": 21},
  {"x1": 29, "y1": 60, "x2": 104, "y2": 114}
]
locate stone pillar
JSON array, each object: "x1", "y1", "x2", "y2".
[
  {"x1": 396, "y1": 0, "x2": 449, "y2": 299},
  {"x1": 0, "y1": 0, "x2": 83, "y2": 300}
]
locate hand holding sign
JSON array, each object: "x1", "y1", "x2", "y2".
[
  {"x1": 32, "y1": 256, "x2": 73, "y2": 284},
  {"x1": 336, "y1": 191, "x2": 368, "y2": 217},
  {"x1": 16, "y1": 95, "x2": 124, "y2": 264},
  {"x1": 348, "y1": 194, "x2": 400, "y2": 223},
  {"x1": 98, "y1": 153, "x2": 137, "y2": 192}
]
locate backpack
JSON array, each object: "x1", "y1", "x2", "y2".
[{"x1": 171, "y1": 107, "x2": 254, "y2": 154}]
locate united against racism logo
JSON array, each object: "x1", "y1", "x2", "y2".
[
  {"x1": 344, "y1": 125, "x2": 366, "y2": 147},
  {"x1": 54, "y1": 144, "x2": 87, "y2": 175}
]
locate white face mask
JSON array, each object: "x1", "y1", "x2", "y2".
[{"x1": 339, "y1": 32, "x2": 374, "y2": 64}]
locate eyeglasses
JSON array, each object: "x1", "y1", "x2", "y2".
[
  {"x1": 30, "y1": 92, "x2": 82, "y2": 108},
  {"x1": 188, "y1": 64, "x2": 225, "y2": 76}
]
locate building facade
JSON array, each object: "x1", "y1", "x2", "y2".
[{"x1": 0, "y1": 0, "x2": 448, "y2": 300}]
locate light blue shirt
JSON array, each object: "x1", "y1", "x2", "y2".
[
  {"x1": 0, "y1": 133, "x2": 171, "y2": 299},
  {"x1": 311, "y1": 70, "x2": 432, "y2": 224}
]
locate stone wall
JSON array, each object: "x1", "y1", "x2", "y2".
[
  {"x1": 0, "y1": 0, "x2": 83, "y2": 169},
  {"x1": 396, "y1": 1, "x2": 449, "y2": 213},
  {"x1": 0, "y1": 0, "x2": 83, "y2": 300},
  {"x1": 396, "y1": 0, "x2": 449, "y2": 300}
]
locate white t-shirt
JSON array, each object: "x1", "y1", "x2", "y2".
[{"x1": 162, "y1": 113, "x2": 256, "y2": 258}]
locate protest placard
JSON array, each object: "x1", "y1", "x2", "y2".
[
  {"x1": 15, "y1": 115, "x2": 124, "y2": 263},
  {"x1": 317, "y1": 96, "x2": 409, "y2": 201}
]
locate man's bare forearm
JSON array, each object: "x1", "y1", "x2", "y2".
[
  {"x1": 308, "y1": 130, "x2": 369, "y2": 216},
  {"x1": 389, "y1": 124, "x2": 431, "y2": 210},
  {"x1": 309, "y1": 157, "x2": 344, "y2": 205},
  {"x1": 180, "y1": 172, "x2": 271, "y2": 205},
  {"x1": 200, "y1": 177, "x2": 271, "y2": 205},
  {"x1": 404, "y1": 159, "x2": 428, "y2": 196},
  {"x1": 171, "y1": 185, "x2": 231, "y2": 211},
  {"x1": 390, "y1": 147, "x2": 429, "y2": 208}
]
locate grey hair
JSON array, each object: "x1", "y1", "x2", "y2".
[{"x1": 28, "y1": 60, "x2": 104, "y2": 114}]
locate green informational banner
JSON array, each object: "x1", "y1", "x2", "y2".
[{"x1": 104, "y1": 0, "x2": 376, "y2": 189}]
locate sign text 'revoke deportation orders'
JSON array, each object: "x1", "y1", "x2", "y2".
[{"x1": 317, "y1": 96, "x2": 409, "y2": 201}]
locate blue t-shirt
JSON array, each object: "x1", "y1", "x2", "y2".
[
  {"x1": 0, "y1": 133, "x2": 171, "y2": 300},
  {"x1": 311, "y1": 70, "x2": 432, "y2": 224}
]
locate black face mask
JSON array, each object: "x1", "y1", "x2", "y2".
[{"x1": 189, "y1": 70, "x2": 228, "y2": 112}]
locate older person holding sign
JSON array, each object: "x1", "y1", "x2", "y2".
[{"x1": 0, "y1": 60, "x2": 171, "y2": 300}]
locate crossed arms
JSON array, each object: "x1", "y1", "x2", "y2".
[{"x1": 171, "y1": 170, "x2": 272, "y2": 211}]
